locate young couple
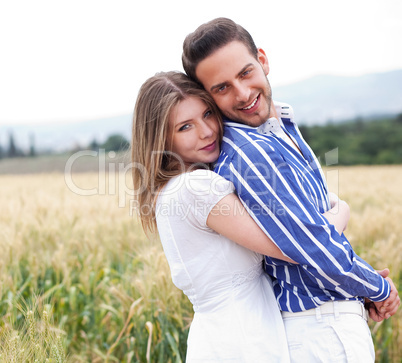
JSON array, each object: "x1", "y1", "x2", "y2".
[{"x1": 131, "y1": 18, "x2": 400, "y2": 362}]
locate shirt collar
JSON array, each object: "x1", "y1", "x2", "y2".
[
  {"x1": 274, "y1": 101, "x2": 294, "y2": 122},
  {"x1": 257, "y1": 117, "x2": 281, "y2": 134}
]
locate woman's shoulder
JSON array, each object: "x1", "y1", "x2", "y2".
[
  {"x1": 158, "y1": 170, "x2": 234, "y2": 203},
  {"x1": 157, "y1": 170, "x2": 235, "y2": 229},
  {"x1": 185, "y1": 168, "x2": 228, "y2": 184},
  {"x1": 178, "y1": 169, "x2": 233, "y2": 195}
]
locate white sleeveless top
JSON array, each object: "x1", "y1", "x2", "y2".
[{"x1": 156, "y1": 169, "x2": 290, "y2": 362}]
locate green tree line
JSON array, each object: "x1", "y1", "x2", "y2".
[
  {"x1": 299, "y1": 114, "x2": 402, "y2": 165},
  {"x1": 2, "y1": 115, "x2": 402, "y2": 165},
  {"x1": 0, "y1": 133, "x2": 129, "y2": 159}
]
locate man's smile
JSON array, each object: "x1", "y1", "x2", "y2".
[{"x1": 239, "y1": 94, "x2": 260, "y2": 113}]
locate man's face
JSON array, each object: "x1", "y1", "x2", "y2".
[{"x1": 195, "y1": 41, "x2": 273, "y2": 127}]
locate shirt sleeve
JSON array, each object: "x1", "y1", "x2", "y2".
[
  {"x1": 177, "y1": 169, "x2": 235, "y2": 229},
  {"x1": 220, "y1": 142, "x2": 390, "y2": 302}
]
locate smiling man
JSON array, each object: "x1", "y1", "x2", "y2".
[
  {"x1": 182, "y1": 17, "x2": 400, "y2": 362},
  {"x1": 195, "y1": 40, "x2": 273, "y2": 126}
]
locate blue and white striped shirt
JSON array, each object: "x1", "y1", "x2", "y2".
[{"x1": 214, "y1": 101, "x2": 390, "y2": 312}]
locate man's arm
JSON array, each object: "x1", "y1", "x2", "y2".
[
  {"x1": 220, "y1": 141, "x2": 390, "y2": 302},
  {"x1": 366, "y1": 269, "x2": 400, "y2": 321},
  {"x1": 323, "y1": 196, "x2": 399, "y2": 318}
]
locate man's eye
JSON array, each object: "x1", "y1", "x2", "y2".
[
  {"x1": 218, "y1": 85, "x2": 227, "y2": 92},
  {"x1": 242, "y1": 70, "x2": 251, "y2": 77}
]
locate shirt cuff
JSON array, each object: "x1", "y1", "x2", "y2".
[{"x1": 369, "y1": 277, "x2": 391, "y2": 302}]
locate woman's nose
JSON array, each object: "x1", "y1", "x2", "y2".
[{"x1": 199, "y1": 121, "x2": 214, "y2": 139}]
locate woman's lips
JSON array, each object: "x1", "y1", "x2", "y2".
[{"x1": 201, "y1": 140, "x2": 217, "y2": 151}]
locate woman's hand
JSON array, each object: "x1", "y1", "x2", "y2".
[{"x1": 323, "y1": 192, "x2": 350, "y2": 234}]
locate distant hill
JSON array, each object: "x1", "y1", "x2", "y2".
[
  {"x1": 1, "y1": 114, "x2": 132, "y2": 153},
  {"x1": 1, "y1": 69, "x2": 401, "y2": 152},
  {"x1": 274, "y1": 69, "x2": 402, "y2": 125}
]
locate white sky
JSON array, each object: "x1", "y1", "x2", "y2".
[{"x1": 1, "y1": 0, "x2": 401, "y2": 125}]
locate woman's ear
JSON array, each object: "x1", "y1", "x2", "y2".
[{"x1": 257, "y1": 48, "x2": 270, "y2": 75}]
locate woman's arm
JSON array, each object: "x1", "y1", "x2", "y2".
[
  {"x1": 323, "y1": 192, "x2": 350, "y2": 234},
  {"x1": 206, "y1": 193, "x2": 297, "y2": 263}
]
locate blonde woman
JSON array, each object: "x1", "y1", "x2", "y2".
[{"x1": 131, "y1": 71, "x2": 349, "y2": 362}]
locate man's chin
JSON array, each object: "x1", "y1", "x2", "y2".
[
  {"x1": 238, "y1": 114, "x2": 268, "y2": 127},
  {"x1": 245, "y1": 118, "x2": 266, "y2": 127},
  {"x1": 223, "y1": 111, "x2": 264, "y2": 126}
]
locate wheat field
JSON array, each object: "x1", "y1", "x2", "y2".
[{"x1": 0, "y1": 165, "x2": 401, "y2": 362}]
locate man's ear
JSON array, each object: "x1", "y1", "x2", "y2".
[{"x1": 257, "y1": 48, "x2": 270, "y2": 75}]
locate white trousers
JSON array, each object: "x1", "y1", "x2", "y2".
[{"x1": 282, "y1": 301, "x2": 375, "y2": 363}]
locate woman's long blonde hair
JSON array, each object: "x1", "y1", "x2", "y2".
[{"x1": 131, "y1": 71, "x2": 222, "y2": 234}]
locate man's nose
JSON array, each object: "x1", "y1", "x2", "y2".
[{"x1": 234, "y1": 81, "x2": 250, "y2": 103}]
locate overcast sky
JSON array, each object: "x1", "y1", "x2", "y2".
[{"x1": 1, "y1": 0, "x2": 401, "y2": 125}]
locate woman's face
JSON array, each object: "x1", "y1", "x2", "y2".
[{"x1": 166, "y1": 96, "x2": 220, "y2": 168}]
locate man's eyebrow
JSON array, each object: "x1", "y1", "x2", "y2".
[
  {"x1": 209, "y1": 63, "x2": 254, "y2": 93},
  {"x1": 210, "y1": 81, "x2": 227, "y2": 93}
]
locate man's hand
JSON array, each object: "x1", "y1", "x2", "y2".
[{"x1": 366, "y1": 268, "x2": 400, "y2": 322}]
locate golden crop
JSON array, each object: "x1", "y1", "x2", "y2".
[{"x1": 0, "y1": 166, "x2": 400, "y2": 362}]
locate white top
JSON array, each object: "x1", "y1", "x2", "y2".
[{"x1": 156, "y1": 169, "x2": 290, "y2": 362}]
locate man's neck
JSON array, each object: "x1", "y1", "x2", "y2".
[{"x1": 269, "y1": 100, "x2": 280, "y2": 120}]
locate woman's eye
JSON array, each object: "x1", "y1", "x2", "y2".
[
  {"x1": 179, "y1": 124, "x2": 190, "y2": 132},
  {"x1": 242, "y1": 70, "x2": 251, "y2": 77},
  {"x1": 204, "y1": 110, "x2": 212, "y2": 118}
]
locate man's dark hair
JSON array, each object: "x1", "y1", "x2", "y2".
[{"x1": 182, "y1": 17, "x2": 258, "y2": 83}]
